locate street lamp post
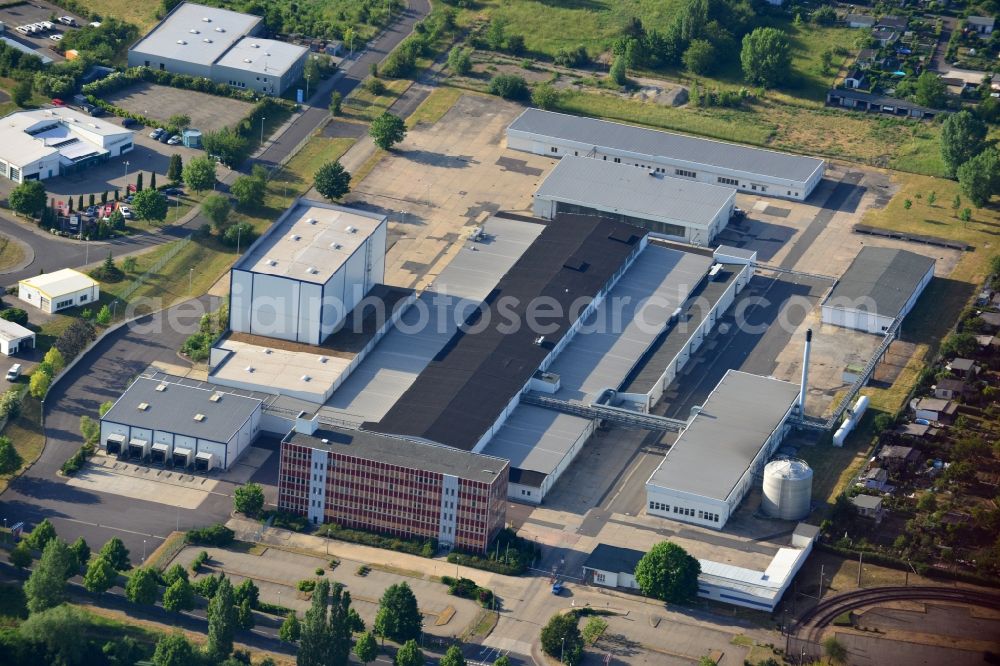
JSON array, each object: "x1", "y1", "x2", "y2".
[
  {"x1": 236, "y1": 224, "x2": 242, "y2": 255},
  {"x1": 189, "y1": 268, "x2": 193, "y2": 294},
  {"x1": 123, "y1": 161, "x2": 130, "y2": 192},
  {"x1": 260, "y1": 117, "x2": 266, "y2": 145},
  {"x1": 561, "y1": 637, "x2": 565, "y2": 664},
  {"x1": 142, "y1": 539, "x2": 147, "y2": 562}
]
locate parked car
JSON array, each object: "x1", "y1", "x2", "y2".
[
  {"x1": 119, "y1": 205, "x2": 133, "y2": 219},
  {"x1": 85, "y1": 206, "x2": 97, "y2": 216},
  {"x1": 40, "y1": 21, "x2": 55, "y2": 30},
  {"x1": 167, "y1": 135, "x2": 182, "y2": 145},
  {"x1": 6, "y1": 364, "x2": 22, "y2": 382},
  {"x1": 51, "y1": 98, "x2": 66, "y2": 107},
  {"x1": 551, "y1": 581, "x2": 563, "y2": 595},
  {"x1": 57, "y1": 16, "x2": 76, "y2": 26},
  {"x1": 15, "y1": 26, "x2": 29, "y2": 34},
  {"x1": 121, "y1": 118, "x2": 138, "y2": 128},
  {"x1": 149, "y1": 128, "x2": 164, "y2": 139},
  {"x1": 88, "y1": 21, "x2": 101, "y2": 28},
  {"x1": 164, "y1": 187, "x2": 184, "y2": 196},
  {"x1": 158, "y1": 132, "x2": 170, "y2": 143},
  {"x1": 124, "y1": 195, "x2": 134, "y2": 204},
  {"x1": 49, "y1": 33, "x2": 63, "y2": 41}
]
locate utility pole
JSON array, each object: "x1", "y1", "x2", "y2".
[
  {"x1": 818, "y1": 564, "x2": 824, "y2": 600},
  {"x1": 857, "y1": 551, "x2": 863, "y2": 588}
]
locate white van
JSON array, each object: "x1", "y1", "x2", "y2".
[{"x1": 6, "y1": 364, "x2": 22, "y2": 382}]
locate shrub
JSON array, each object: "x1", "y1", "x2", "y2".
[
  {"x1": 446, "y1": 528, "x2": 537, "y2": 575},
  {"x1": 261, "y1": 510, "x2": 310, "y2": 533},
  {"x1": 191, "y1": 550, "x2": 209, "y2": 572},
  {"x1": 296, "y1": 579, "x2": 316, "y2": 593},
  {"x1": 488, "y1": 74, "x2": 529, "y2": 100},
  {"x1": 0, "y1": 308, "x2": 29, "y2": 326},
  {"x1": 316, "y1": 522, "x2": 436, "y2": 557}
]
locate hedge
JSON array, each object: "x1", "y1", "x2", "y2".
[
  {"x1": 815, "y1": 541, "x2": 1000, "y2": 589},
  {"x1": 83, "y1": 66, "x2": 263, "y2": 102},
  {"x1": 316, "y1": 522, "x2": 436, "y2": 558},
  {"x1": 185, "y1": 524, "x2": 234, "y2": 547}
]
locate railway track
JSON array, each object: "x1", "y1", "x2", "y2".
[{"x1": 792, "y1": 585, "x2": 1000, "y2": 646}]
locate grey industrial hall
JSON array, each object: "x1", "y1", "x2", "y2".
[{"x1": 128, "y1": 2, "x2": 308, "y2": 95}]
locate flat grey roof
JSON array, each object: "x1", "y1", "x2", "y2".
[
  {"x1": 235, "y1": 199, "x2": 385, "y2": 285},
  {"x1": 215, "y1": 36, "x2": 307, "y2": 76},
  {"x1": 102, "y1": 375, "x2": 264, "y2": 443},
  {"x1": 130, "y1": 2, "x2": 259, "y2": 66},
  {"x1": 647, "y1": 370, "x2": 800, "y2": 502},
  {"x1": 535, "y1": 156, "x2": 734, "y2": 228},
  {"x1": 481, "y1": 405, "x2": 591, "y2": 486},
  {"x1": 824, "y1": 247, "x2": 935, "y2": 319},
  {"x1": 318, "y1": 217, "x2": 545, "y2": 425},
  {"x1": 583, "y1": 543, "x2": 645, "y2": 574},
  {"x1": 508, "y1": 109, "x2": 825, "y2": 183},
  {"x1": 714, "y1": 245, "x2": 756, "y2": 260},
  {"x1": 287, "y1": 428, "x2": 508, "y2": 484}
]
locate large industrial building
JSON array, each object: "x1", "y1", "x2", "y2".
[
  {"x1": 507, "y1": 109, "x2": 826, "y2": 201},
  {"x1": 99, "y1": 374, "x2": 268, "y2": 471},
  {"x1": 127, "y1": 2, "x2": 308, "y2": 95},
  {"x1": 0, "y1": 107, "x2": 134, "y2": 183},
  {"x1": 533, "y1": 156, "x2": 736, "y2": 245},
  {"x1": 821, "y1": 246, "x2": 935, "y2": 335},
  {"x1": 228, "y1": 199, "x2": 388, "y2": 346},
  {"x1": 278, "y1": 414, "x2": 508, "y2": 552},
  {"x1": 646, "y1": 370, "x2": 801, "y2": 529}
]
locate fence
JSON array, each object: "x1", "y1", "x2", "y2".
[{"x1": 116, "y1": 235, "x2": 193, "y2": 305}]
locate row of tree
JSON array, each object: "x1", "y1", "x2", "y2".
[{"x1": 940, "y1": 110, "x2": 1000, "y2": 207}]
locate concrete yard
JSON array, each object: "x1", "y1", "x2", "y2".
[
  {"x1": 104, "y1": 82, "x2": 256, "y2": 133},
  {"x1": 345, "y1": 94, "x2": 553, "y2": 290}
]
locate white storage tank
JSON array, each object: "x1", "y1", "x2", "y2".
[{"x1": 762, "y1": 458, "x2": 813, "y2": 520}]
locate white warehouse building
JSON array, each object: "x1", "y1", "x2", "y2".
[
  {"x1": 18, "y1": 268, "x2": 100, "y2": 314},
  {"x1": 0, "y1": 107, "x2": 134, "y2": 183},
  {"x1": 100, "y1": 374, "x2": 266, "y2": 471},
  {"x1": 229, "y1": 198, "x2": 387, "y2": 346},
  {"x1": 533, "y1": 155, "x2": 736, "y2": 245},
  {"x1": 127, "y1": 2, "x2": 308, "y2": 95},
  {"x1": 507, "y1": 109, "x2": 826, "y2": 201},
  {"x1": 821, "y1": 247, "x2": 935, "y2": 335},
  {"x1": 646, "y1": 370, "x2": 801, "y2": 529}
]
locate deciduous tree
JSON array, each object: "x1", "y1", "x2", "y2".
[
  {"x1": 940, "y1": 110, "x2": 987, "y2": 176},
  {"x1": 132, "y1": 189, "x2": 169, "y2": 222},
  {"x1": 540, "y1": 613, "x2": 583, "y2": 666},
  {"x1": 233, "y1": 482, "x2": 265, "y2": 517},
  {"x1": 183, "y1": 156, "x2": 217, "y2": 192},
  {"x1": 374, "y1": 582, "x2": 422, "y2": 643},
  {"x1": 634, "y1": 541, "x2": 701, "y2": 603},
  {"x1": 206, "y1": 576, "x2": 237, "y2": 661},
  {"x1": 9, "y1": 180, "x2": 47, "y2": 216},
  {"x1": 314, "y1": 161, "x2": 352, "y2": 201},
  {"x1": 354, "y1": 631, "x2": 377, "y2": 663},
  {"x1": 369, "y1": 112, "x2": 407, "y2": 150},
  {"x1": 99, "y1": 537, "x2": 131, "y2": 571},
  {"x1": 83, "y1": 556, "x2": 117, "y2": 595},
  {"x1": 125, "y1": 567, "x2": 159, "y2": 605},
  {"x1": 740, "y1": 27, "x2": 791, "y2": 87},
  {"x1": 25, "y1": 539, "x2": 73, "y2": 612}
]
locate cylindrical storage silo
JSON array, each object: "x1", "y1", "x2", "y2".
[{"x1": 762, "y1": 459, "x2": 813, "y2": 520}]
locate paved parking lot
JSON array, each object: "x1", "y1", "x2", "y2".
[
  {"x1": 172, "y1": 545, "x2": 482, "y2": 638},
  {"x1": 105, "y1": 82, "x2": 255, "y2": 134},
  {"x1": 0, "y1": 0, "x2": 78, "y2": 62}
]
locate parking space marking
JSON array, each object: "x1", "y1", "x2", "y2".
[{"x1": 66, "y1": 467, "x2": 215, "y2": 509}]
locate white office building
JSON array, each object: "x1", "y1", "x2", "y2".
[
  {"x1": 18, "y1": 268, "x2": 100, "y2": 313},
  {"x1": 229, "y1": 198, "x2": 387, "y2": 346},
  {"x1": 533, "y1": 156, "x2": 736, "y2": 245},
  {"x1": 646, "y1": 370, "x2": 801, "y2": 529},
  {"x1": 507, "y1": 109, "x2": 826, "y2": 200},
  {"x1": 0, "y1": 107, "x2": 134, "y2": 183},
  {"x1": 127, "y1": 2, "x2": 308, "y2": 95}
]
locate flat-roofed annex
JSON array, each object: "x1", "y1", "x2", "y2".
[{"x1": 235, "y1": 202, "x2": 385, "y2": 284}]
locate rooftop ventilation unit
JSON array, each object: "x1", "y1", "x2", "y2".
[
  {"x1": 320, "y1": 438, "x2": 329, "y2": 444},
  {"x1": 202, "y1": 16, "x2": 211, "y2": 21},
  {"x1": 306, "y1": 267, "x2": 318, "y2": 275},
  {"x1": 534, "y1": 335, "x2": 546, "y2": 346},
  {"x1": 209, "y1": 393, "x2": 222, "y2": 402},
  {"x1": 345, "y1": 225, "x2": 357, "y2": 233},
  {"x1": 289, "y1": 234, "x2": 301, "y2": 241},
  {"x1": 318, "y1": 356, "x2": 328, "y2": 364},
  {"x1": 249, "y1": 43, "x2": 259, "y2": 48},
  {"x1": 189, "y1": 28, "x2": 199, "y2": 34},
  {"x1": 203, "y1": 38, "x2": 212, "y2": 43},
  {"x1": 263, "y1": 348, "x2": 272, "y2": 355},
  {"x1": 267, "y1": 259, "x2": 277, "y2": 266},
  {"x1": 177, "y1": 39, "x2": 187, "y2": 44},
  {"x1": 193, "y1": 413, "x2": 205, "y2": 422},
  {"x1": 245, "y1": 365, "x2": 255, "y2": 373},
  {"x1": 155, "y1": 383, "x2": 167, "y2": 392},
  {"x1": 215, "y1": 26, "x2": 225, "y2": 32},
  {"x1": 307, "y1": 218, "x2": 317, "y2": 225},
  {"x1": 301, "y1": 375, "x2": 311, "y2": 382},
  {"x1": 137, "y1": 402, "x2": 149, "y2": 411},
  {"x1": 243, "y1": 58, "x2": 252, "y2": 63},
  {"x1": 330, "y1": 242, "x2": 342, "y2": 250}
]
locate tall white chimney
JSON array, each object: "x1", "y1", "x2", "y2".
[{"x1": 799, "y1": 329, "x2": 812, "y2": 413}]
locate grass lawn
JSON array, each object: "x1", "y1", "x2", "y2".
[
  {"x1": 342, "y1": 77, "x2": 412, "y2": 123},
  {"x1": 0, "y1": 394, "x2": 44, "y2": 495},
  {"x1": 72, "y1": 0, "x2": 160, "y2": 30},
  {"x1": 407, "y1": 86, "x2": 465, "y2": 128},
  {"x1": 0, "y1": 234, "x2": 27, "y2": 272}
]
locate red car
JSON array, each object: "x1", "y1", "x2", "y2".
[{"x1": 51, "y1": 98, "x2": 66, "y2": 107}]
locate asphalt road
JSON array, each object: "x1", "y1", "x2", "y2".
[
  {"x1": 0, "y1": 212, "x2": 187, "y2": 286},
  {"x1": 0, "y1": 296, "x2": 240, "y2": 558}
]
